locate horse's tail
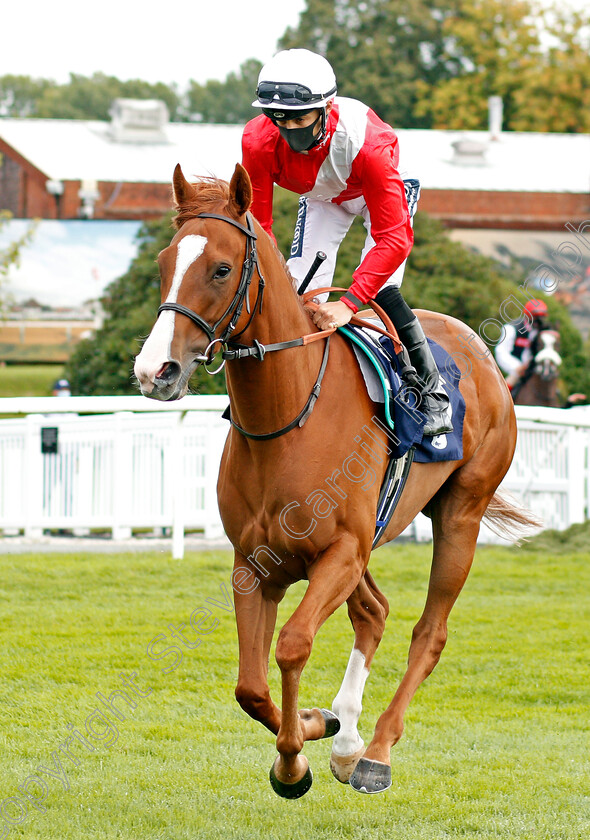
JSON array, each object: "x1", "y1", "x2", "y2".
[{"x1": 482, "y1": 491, "x2": 542, "y2": 542}]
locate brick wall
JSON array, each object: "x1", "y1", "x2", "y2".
[
  {"x1": 95, "y1": 181, "x2": 173, "y2": 219},
  {"x1": 420, "y1": 189, "x2": 589, "y2": 230},
  {"x1": 0, "y1": 139, "x2": 55, "y2": 217},
  {"x1": 1, "y1": 140, "x2": 588, "y2": 227}
]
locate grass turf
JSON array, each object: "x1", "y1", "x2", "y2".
[
  {"x1": 0, "y1": 542, "x2": 588, "y2": 839},
  {"x1": 0, "y1": 365, "x2": 64, "y2": 398}
]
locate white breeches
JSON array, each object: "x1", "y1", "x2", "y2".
[{"x1": 287, "y1": 180, "x2": 419, "y2": 303}]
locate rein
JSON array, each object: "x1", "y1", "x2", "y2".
[
  {"x1": 158, "y1": 213, "x2": 263, "y2": 349},
  {"x1": 222, "y1": 337, "x2": 332, "y2": 440},
  {"x1": 158, "y1": 211, "x2": 335, "y2": 440},
  {"x1": 157, "y1": 211, "x2": 403, "y2": 440}
]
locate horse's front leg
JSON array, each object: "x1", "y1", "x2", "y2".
[
  {"x1": 271, "y1": 535, "x2": 366, "y2": 798},
  {"x1": 233, "y1": 552, "x2": 282, "y2": 734}
]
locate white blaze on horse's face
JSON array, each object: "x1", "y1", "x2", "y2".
[
  {"x1": 535, "y1": 331, "x2": 562, "y2": 379},
  {"x1": 134, "y1": 234, "x2": 207, "y2": 395}
]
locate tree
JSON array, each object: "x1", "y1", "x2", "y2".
[
  {"x1": 279, "y1": 0, "x2": 461, "y2": 128},
  {"x1": 0, "y1": 75, "x2": 55, "y2": 117},
  {"x1": 0, "y1": 73, "x2": 181, "y2": 121},
  {"x1": 415, "y1": 0, "x2": 590, "y2": 132},
  {"x1": 0, "y1": 206, "x2": 37, "y2": 317},
  {"x1": 185, "y1": 59, "x2": 263, "y2": 123},
  {"x1": 64, "y1": 215, "x2": 229, "y2": 396},
  {"x1": 35, "y1": 73, "x2": 181, "y2": 121},
  {"x1": 65, "y1": 196, "x2": 590, "y2": 402},
  {"x1": 510, "y1": 7, "x2": 590, "y2": 132}
]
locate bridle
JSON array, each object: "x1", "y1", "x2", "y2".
[
  {"x1": 156, "y1": 211, "x2": 333, "y2": 440},
  {"x1": 157, "y1": 212, "x2": 263, "y2": 357}
]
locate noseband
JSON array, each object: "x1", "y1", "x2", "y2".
[
  {"x1": 157, "y1": 212, "x2": 263, "y2": 349},
  {"x1": 155, "y1": 210, "x2": 334, "y2": 441}
]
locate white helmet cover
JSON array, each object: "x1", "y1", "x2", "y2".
[{"x1": 252, "y1": 49, "x2": 337, "y2": 111}]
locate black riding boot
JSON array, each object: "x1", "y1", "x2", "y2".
[{"x1": 375, "y1": 287, "x2": 453, "y2": 436}]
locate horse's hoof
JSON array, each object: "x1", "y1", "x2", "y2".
[
  {"x1": 269, "y1": 760, "x2": 313, "y2": 799},
  {"x1": 330, "y1": 743, "x2": 365, "y2": 784},
  {"x1": 319, "y1": 708, "x2": 341, "y2": 739},
  {"x1": 349, "y1": 757, "x2": 392, "y2": 794}
]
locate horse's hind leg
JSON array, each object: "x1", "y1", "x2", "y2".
[
  {"x1": 330, "y1": 571, "x2": 389, "y2": 783},
  {"x1": 351, "y1": 486, "x2": 495, "y2": 794}
]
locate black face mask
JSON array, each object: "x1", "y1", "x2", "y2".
[{"x1": 278, "y1": 114, "x2": 323, "y2": 152}]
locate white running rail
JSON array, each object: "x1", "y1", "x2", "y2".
[{"x1": 1, "y1": 397, "x2": 589, "y2": 556}]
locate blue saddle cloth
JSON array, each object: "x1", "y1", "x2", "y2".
[{"x1": 340, "y1": 323, "x2": 466, "y2": 463}]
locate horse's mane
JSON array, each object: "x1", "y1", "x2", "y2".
[
  {"x1": 173, "y1": 177, "x2": 230, "y2": 230},
  {"x1": 171, "y1": 174, "x2": 300, "y2": 294}
]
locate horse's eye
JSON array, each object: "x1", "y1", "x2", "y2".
[{"x1": 213, "y1": 265, "x2": 231, "y2": 280}]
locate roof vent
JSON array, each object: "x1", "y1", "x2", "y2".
[
  {"x1": 488, "y1": 96, "x2": 503, "y2": 141},
  {"x1": 109, "y1": 99, "x2": 169, "y2": 144},
  {"x1": 451, "y1": 138, "x2": 488, "y2": 166}
]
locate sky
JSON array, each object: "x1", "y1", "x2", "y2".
[
  {"x1": 1, "y1": 0, "x2": 308, "y2": 308},
  {"x1": 0, "y1": 221, "x2": 142, "y2": 308},
  {"x1": 2, "y1": 0, "x2": 307, "y2": 89}
]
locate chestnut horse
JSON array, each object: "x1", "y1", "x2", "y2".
[{"x1": 134, "y1": 164, "x2": 535, "y2": 797}]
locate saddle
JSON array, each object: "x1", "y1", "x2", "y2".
[{"x1": 339, "y1": 318, "x2": 466, "y2": 546}]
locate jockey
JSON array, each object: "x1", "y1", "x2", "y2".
[
  {"x1": 495, "y1": 298, "x2": 549, "y2": 390},
  {"x1": 242, "y1": 48, "x2": 452, "y2": 436}
]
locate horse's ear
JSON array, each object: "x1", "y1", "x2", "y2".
[
  {"x1": 227, "y1": 163, "x2": 252, "y2": 219},
  {"x1": 172, "y1": 164, "x2": 197, "y2": 207}
]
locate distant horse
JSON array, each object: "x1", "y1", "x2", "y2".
[
  {"x1": 134, "y1": 164, "x2": 536, "y2": 797},
  {"x1": 512, "y1": 329, "x2": 562, "y2": 407}
]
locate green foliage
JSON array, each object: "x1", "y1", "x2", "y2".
[
  {"x1": 0, "y1": 74, "x2": 54, "y2": 117},
  {"x1": 1, "y1": 3, "x2": 588, "y2": 131},
  {"x1": 66, "y1": 200, "x2": 590, "y2": 400},
  {"x1": 65, "y1": 218, "x2": 170, "y2": 395},
  {"x1": 509, "y1": 6, "x2": 590, "y2": 132},
  {"x1": 403, "y1": 215, "x2": 590, "y2": 399},
  {"x1": 402, "y1": 215, "x2": 518, "y2": 323},
  {"x1": 280, "y1": 0, "x2": 461, "y2": 128},
  {"x1": 64, "y1": 217, "x2": 227, "y2": 396},
  {"x1": 277, "y1": 0, "x2": 590, "y2": 132},
  {"x1": 0, "y1": 72, "x2": 182, "y2": 121},
  {"x1": 0, "y1": 209, "x2": 37, "y2": 315},
  {"x1": 185, "y1": 59, "x2": 263, "y2": 124},
  {"x1": 415, "y1": 0, "x2": 590, "y2": 132}
]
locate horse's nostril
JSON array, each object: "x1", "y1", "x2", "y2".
[{"x1": 155, "y1": 361, "x2": 181, "y2": 384}]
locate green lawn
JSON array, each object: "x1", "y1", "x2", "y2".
[
  {"x1": 0, "y1": 543, "x2": 588, "y2": 839},
  {"x1": 0, "y1": 365, "x2": 64, "y2": 397}
]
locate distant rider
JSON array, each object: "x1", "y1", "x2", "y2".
[
  {"x1": 241, "y1": 48, "x2": 452, "y2": 436},
  {"x1": 495, "y1": 298, "x2": 549, "y2": 390}
]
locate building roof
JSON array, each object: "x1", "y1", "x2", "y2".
[
  {"x1": 0, "y1": 119, "x2": 244, "y2": 184},
  {"x1": 396, "y1": 129, "x2": 590, "y2": 194},
  {"x1": 0, "y1": 117, "x2": 589, "y2": 193}
]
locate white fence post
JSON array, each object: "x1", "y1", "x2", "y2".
[
  {"x1": 24, "y1": 414, "x2": 44, "y2": 538},
  {"x1": 112, "y1": 412, "x2": 133, "y2": 540},
  {"x1": 172, "y1": 412, "x2": 186, "y2": 560},
  {"x1": 1, "y1": 398, "x2": 589, "y2": 550},
  {"x1": 567, "y1": 426, "x2": 587, "y2": 524},
  {"x1": 203, "y1": 412, "x2": 226, "y2": 540}
]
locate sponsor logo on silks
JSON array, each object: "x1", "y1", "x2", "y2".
[
  {"x1": 431, "y1": 434, "x2": 448, "y2": 450},
  {"x1": 290, "y1": 197, "x2": 308, "y2": 258},
  {"x1": 403, "y1": 178, "x2": 421, "y2": 218}
]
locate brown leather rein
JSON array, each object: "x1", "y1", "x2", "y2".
[{"x1": 160, "y1": 211, "x2": 402, "y2": 439}]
